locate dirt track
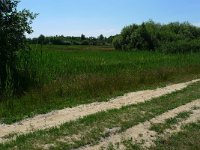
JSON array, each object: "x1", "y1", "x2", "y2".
[
  {"x1": 80, "y1": 99, "x2": 200, "y2": 150},
  {"x1": 0, "y1": 79, "x2": 199, "y2": 143}
]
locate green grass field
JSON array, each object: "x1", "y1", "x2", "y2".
[{"x1": 1, "y1": 45, "x2": 200, "y2": 124}]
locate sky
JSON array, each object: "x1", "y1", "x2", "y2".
[{"x1": 18, "y1": 0, "x2": 200, "y2": 38}]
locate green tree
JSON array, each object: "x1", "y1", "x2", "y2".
[
  {"x1": 81, "y1": 34, "x2": 86, "y2": 40},
  {"x1": 98, "y1": 34, "x2": 104, "y2": 41},
  {"x1": 113, "y1": 20, "x2": 200, "y2": 53},
  {"x1": 0, "y1": 0, "x2": 37, "y2": 97},
  {"x1": 38, "y1": 34, "x2": 46, "y2": 45}
]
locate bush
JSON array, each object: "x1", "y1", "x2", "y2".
[
  {"x1": 112, "y1": 35, "x2": 122, "y2": 50},
  {"x1": 63, "y1": 41, "x2": 72, "y2": 45},
  {"x1": 113, "y1": 21, "x2": 200, "y2": 53},
  {"x1": 73, "y1": 41, "x2": 81, "y2": 45},
  {"x1": 160, "y1": 40, "x2": 200, "y2": 53},
  {"x1": 81, "y1": 40, "x2": 89, "y2": 45}
]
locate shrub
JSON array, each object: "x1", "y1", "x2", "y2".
[
  {"x1": 112, "y1": 35, "x2": 122, "y2": 50},
  {"x1": 113, "y1": 21, "x2": 200, "y2": 53},
  {"x1": 81, "y1": 40, "x2": 89, "y2": 45},
  {"x1": 160, "y1": 40, "x2": 200, "y2": 53}
]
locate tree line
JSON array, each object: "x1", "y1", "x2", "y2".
[
  {"x1": 28, "y1": 34, "x2": 115, "y2": 46},
  {"x1": 113, "y1": 21, "x2": 200, "y2": 53}
]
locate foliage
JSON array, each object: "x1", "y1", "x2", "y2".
[
  {"x1": 160, "y1": 39, "x2": 200, "y2": 53},
  {"x1": 113, "y1": 21, "x2": 200, "y2": 53},
  {"x1": 28, "y1": 34, "x2": 114, "y2": 46},
  {"x1": 112, "y1": 35, "x2": 122, "y2": 50},
  {"x1": 38, "y1": 34, "x2": 45, "y2": 45},
  {"x1": 0, "y1": 0, "x2": 36, "y2": 97}
]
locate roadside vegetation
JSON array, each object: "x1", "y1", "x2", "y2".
[
  {"x1": 150, "y1": 111, "x2": 192, "y2": 133},
  {"x1": 152, "y1": 122, "x2": 200, "y2": 150}
]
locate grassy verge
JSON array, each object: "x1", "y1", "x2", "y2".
[
  {"x1": 1, "y1": 82, "x2": 200, "y2": 150},
  {"x1": 150, "y1": 111, "x2": 192, "y2": 133},
  {"x1": 1, "y1": 45, "x2": 200, "y2": 124},
  {"x1": 152, "y1": 122, "x2": 200, "y2": 150}
]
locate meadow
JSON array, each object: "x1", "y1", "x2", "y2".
[
  {"x1": 1, "y1": 45, "x2": 200, "y2": 124},
  {"x1": 1, "y1": 1, "x2": 200, "y2": 149}
]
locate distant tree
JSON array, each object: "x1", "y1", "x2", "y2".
[
  {"x1": 98, "y1": 34, "x2": 104, "y2": 41},
  {"x1": 28, "y1": 34, "x2": 114, "y2": 46},
  {"x1": 107, "y1": 36, "x2": 115, "y2": 43},
  {"x1": 0, "y1": 0, "x2": 37, "y2": 97},
  {"x1": 38, "y1": 34, "x2": 46, "y2": 45},
  {"x1": 81, "y1": 34, "x2": 86, "y2": 40}
]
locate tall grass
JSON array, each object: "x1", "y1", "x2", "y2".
[{"x1": 1, "y1": 45, "x2": 200, "y2": 123}]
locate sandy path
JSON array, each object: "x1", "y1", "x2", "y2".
[
  {"x1": 80, "y1": 99, "x2": 200, "y2": 150},
  {"x1": 0, "y1": 79, "x2": 199, "y2": 143}
]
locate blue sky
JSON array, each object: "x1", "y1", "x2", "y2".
[{"x1": 18, "y1": 0, "x2": 200, "y2": 38}]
